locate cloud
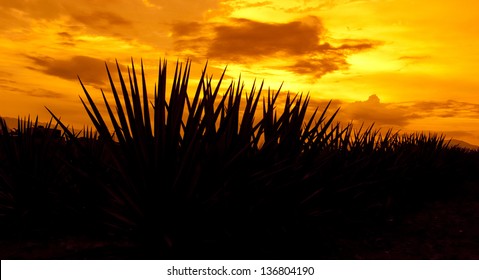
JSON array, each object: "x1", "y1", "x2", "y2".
[
  {"x1": 342, "y1": 94, "x2": 416, "y2": 127},
  {"x1": 71, "y1": 11, "x2": 132, "y2": 29},
  {"x1": 170, "y1": 20, "x2": 213, "y2": 59},
  {"x1": 0, "y1": 80, "x2": 21, "y2": 94},
  {"x1": 4, "y1": 0, "x2": 375, "y2": 81},
  {"x1": 0, "y1": 0, "x2": 224, "y2": 53},
  {"x1": 446, "y1": 130, "x2": 477, "y2": 139},
  {"x1": 408, "y1": 100, "x2": 479, "y2": 119},
  {"x1": 287, "y1": 57, "x2": 347, "y2": 79},
  {"x1": 29, "y1": 89, "x2": 64, "y2": 99},
  {"x1": 145, "y1": 0, "x2": 220, "y2": 15},
  {"x1": 0, "y1": 81, "x2": 63, "y2": 99},
  {"x1": 223, "y1": 0, "x2": 273, "y2": 9},
  {"x1": 336, "y1": 42, "x2": 377, "y2": 52},
  {"x1": 57, "y1": 32, "x2": 76, "y2": 46},
  {"x1": 173, "y1": 17, "x2": 378, "y2": 78},
  {"x1": 25, "y1": 55, "x2": 115, "y2": 86},
  {"x1": 171, "y1": 21, "x2": 203, "y2": 37},
  {"x1": 208, "y1": 17, "x2": 326, "y2": 59},
  {"x1": 241, "y1": 1, "x2": 273, "y2": 8},
  {"x1": 398, "y1": 55, "x2": 431, "y2": 61},
  {"x1": 0, "y1": 0, "x2": 63, "y2": 20},
  {"x1": 395, "y1": 55, "x2": 432, "y2": 71},
  {"x1": 0, "y1": 1, "x2": 134, "y2": 42},
  {"x1": 281, "y1": 0, "x2": 368, "y2": 13},
  {"x1": 338, "y1": 96, "x2": 479, "y2": 129}
]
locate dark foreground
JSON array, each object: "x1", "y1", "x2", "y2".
[
  {"x1": 2, "y1": 61, "x2": 479, "y2": 259},
  {"x1": 1, "y1": 179, "x2": 478, "y2": 260}
]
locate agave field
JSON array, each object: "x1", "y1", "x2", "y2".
[{"x1": 1, "y1": 59, "x2": 479, "y2": 259}]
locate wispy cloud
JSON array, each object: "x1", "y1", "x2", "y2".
[
  {"x1": 56, "y1": 32, "x2": 76, "y2": 46},
  {"x1": 0, "y1": 82, "x2": 63, "y2": 99},
  {"x1": 339, "y1": 96, "x2": 479, "y2": 128},
  {"x1": 71, "y1": 11, "x2": 132, "y2": 29},
  {"x1": 407, "y1": 100, "x2": 479, "y2": 119},
  {"x1": 341, "y1": 94, "x2": 414, "y2": 126},
  {"x1": 287, "y1": 57, "x2": 347, "y2": 79},
  {"x1": 28, "y1": 88, "x2": 64, "y2": 99},
  {"x1": 171, "y1": 21, "x2": 203, "y2": 37},
  {"x1": 25, "y1": 55, "x2": 118, "y2": 87}
]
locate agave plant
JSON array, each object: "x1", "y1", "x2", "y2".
[
  {"x1": 44, "y1": 58, "x2": 343, "y2": 255},
  {"x1": 41, "y1": 57, "x2": 471, "y2": 258},
  {"x1": 0, "y1": 116, "x2": 83, "y2": 236}
]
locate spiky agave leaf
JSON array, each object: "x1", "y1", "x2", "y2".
[{"x1": 42, "y1": 57, "x2": 464, "y2": 258}]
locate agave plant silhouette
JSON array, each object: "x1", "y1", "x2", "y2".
[
  {"x1": 0, "y1": 116, "x2": 82, "y2": 235},
  {"x1": 42, "y1": 58, "x2": 460, "y2": 258},
  {"x1": 44, "y1": 58, "x2": 343, "y2": 254}
]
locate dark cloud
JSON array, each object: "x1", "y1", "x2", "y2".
[
  {"x1": 242, "y1": 1, "x2": 273, "y2": 8},
  {"x1": 173, "y1": 37, "x2": 212, "y2": 59},
  {"x1": 58, "y1": 32, "x2": 73, "y2": 39},
  {"x1": 174, "y1": 17, "x2": 378, "y2": 78},
  {"x1": 145, "y1": 0, "x2": 220, "y2": 18},
  {"x1": 172, "y1": 21, "x2": 203, "y2": 37},
  {"x1": 217, "y1": 0, "x2": 274, "y2": 17},
  {"x1": 282, "y1": 0, "x2": 368, "y2": 13},
  {"x1": 283, "y1": 2, "x2": 334, "y2": 13},
  {"x1": 0, "y1": 0, "x2": 63, "y2": 20},
  {"x1": 0, "y1": 2, "x2": 136, "y2": 49},
  {"x1": 396, "y1": 55, "x2": 431, "y2": 71},
  {"x1": 287, "y1": 57, "x2": 347, "y2": 78},
  {"x1": 0, "y1": 1, "x2": 135, "y2": 41},
  {"x1": 340, "y1": 97, "x2": 479, "y2": 128},
  {"x1": 171, "y1": 21, "x2": 213, "y2": 59},
  {"x1": 225, "y1": 1, "x2": 273, "y2": 9},
  {"x1": 336, "y1": 42, "x2": 377, "y2": 52},
  {"x1": 0, "y1": 0, "x2": 23, "y2": 9},
  {"x1": 208, "y1": 17, "x2": 325, "y2": 59},
  {"x1": 25, "y1": 55, "x2": 114, "y2": 86},
  {"x1": 398, "y1": 55, "x2": 430, "y2": 60},
  {"x1": 342, "y1": 94, "x2": 416, "y2": 126},
  {"x1": 57, "y1": 32, "x2": 76, "y2": 46},
  {"x1": 409, "y1": 100, "x2": 479, "y2": 118},
  {"x1": 445, "y1": 131, "x2": 477, "y2": 140},
  {"x1": 0, "y1": 0, "x2": 127, "y2": 22},
  {"x1": 0, "y1": 82, "x2": 21, "y2": 94},
  {"x1": 309, "y1": 98, "x2": 344, "y2": 109},
  {"x1": 0, "y1": 78, "x2": 15, "y2": 85},
  {"x1": 0, "y1": 76, "x2": 26, "y2": 96},
  {"x1": 0, "y1": 81, "x2": 63, "y2": 99},
  {"x1": 29, "y1": 89, "x2": 64, "y2": 99},
  {"x1": 71, "y1": 11, "x2": 132, "y2": 29}
]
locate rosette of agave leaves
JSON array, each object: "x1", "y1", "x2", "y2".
[{"x1": 0, "y1": 58, "x2": 464, "y2": 258}]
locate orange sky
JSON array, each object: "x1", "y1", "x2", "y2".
[{"x1": 1, "y1": 0, "x2": 479, "y2": 144}]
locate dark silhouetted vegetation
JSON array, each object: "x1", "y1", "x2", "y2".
[{"x1": 1, "y1": 59, "x2": 479, "y2": 259}]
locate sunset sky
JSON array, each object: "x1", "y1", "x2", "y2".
[{"x1": 1, "y1": 0, "x2": 479, "y2": 144}]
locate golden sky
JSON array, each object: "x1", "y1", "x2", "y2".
[{"x1": 1, "y1": 0, "x2": 479, "y2": 144}]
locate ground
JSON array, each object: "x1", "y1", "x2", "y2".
[{"x1": 1, "y1": 182, "x2": 479, "y2": 259}]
